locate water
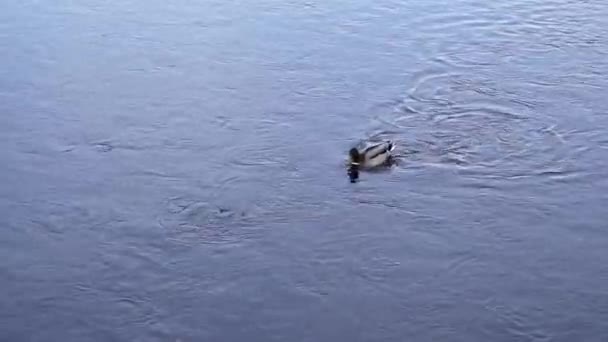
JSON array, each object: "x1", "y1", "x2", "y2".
[{"x1": 2, "y1": 0, "x2": 608, "y2": 340}]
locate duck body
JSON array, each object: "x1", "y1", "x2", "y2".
[
  {"x1": 348, "y1": 140, "x2": 395, "y2": 182},
  {"x1": 357, "y1": 141, "x2": 395, "y2": 168}
]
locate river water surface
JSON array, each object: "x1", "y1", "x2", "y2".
[{"x1": 2, "y1": 0, "x2": 608, "y2": 341}]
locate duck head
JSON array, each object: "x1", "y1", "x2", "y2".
[{"x1": 348, "y1": 148, "x2": 360, "y2": 183}]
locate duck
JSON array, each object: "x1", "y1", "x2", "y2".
[{"x1": 348, "y1": 140, "x2": 395, "y2": 183}]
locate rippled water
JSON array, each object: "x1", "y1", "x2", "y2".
[{"x1": 2, "y1": 0, "x2": 608, "y2": 340}]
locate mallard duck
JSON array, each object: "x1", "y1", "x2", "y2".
[{"x1": 348, "y1": 140, "x2": 395, "y2": 182}]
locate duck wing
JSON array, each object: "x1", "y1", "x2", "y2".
[
  {"x1": 361, "y1": 141, "x2": 394, "y2": 167},
  {"x1": 363, "y1": 141, "x2": 394, "y2": 160}
]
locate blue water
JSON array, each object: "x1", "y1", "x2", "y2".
[{"x1": 2, "y1": 0, "x2": 608, "y2": 341}]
